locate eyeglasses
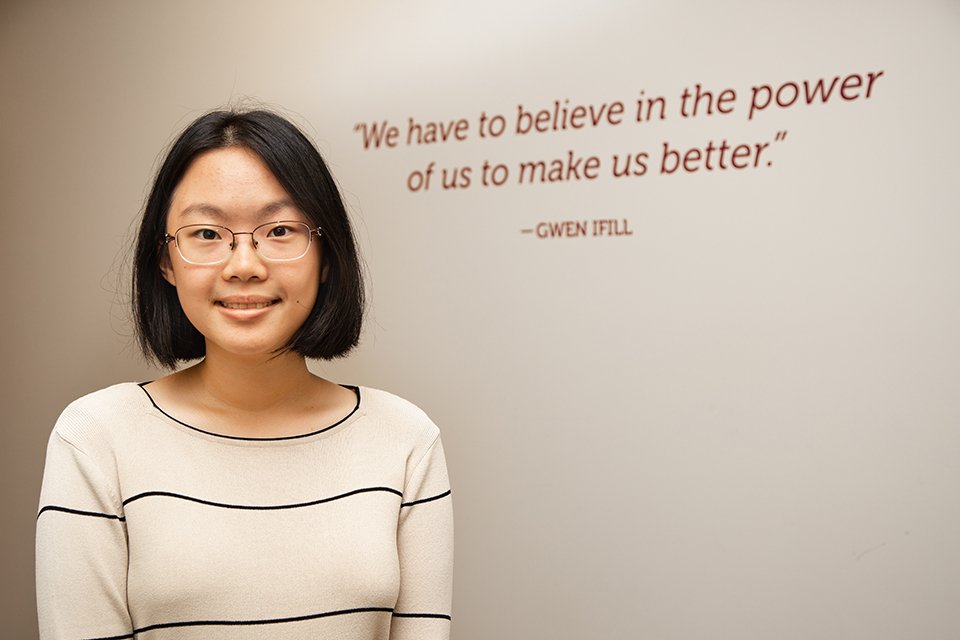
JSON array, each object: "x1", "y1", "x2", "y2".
[{"x1": 164, "y1": 221, "x2": 322, "y2": 265}]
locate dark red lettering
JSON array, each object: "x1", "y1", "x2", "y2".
[
  {"x1": 518, "y1": 160, "x2": 547, "y2": 183},
  {"x1": 753, "y1": 142, "x2": 769, "y2": 167},
  {"x1": 840, "y1": 74, "x2": 862, "y2": 100},
  {"x1": 865, "y1": 71, "x2": 884, "y2": 98},
  {"x1": 692, "y1": 84, "x2": 713, "y2": 116},
  {"x1": 680, "y1": 87, "x2": 692, "y2": 117},
  {"x1": 535, "y1": 110, "x2": 551, "y2": 132},
  {"x1": 660, "y1": 142, "x2": 680, "y2": 174},
  {"x1": 776, "y1": 82, "x2": 799, "y2": 107},
  {"x1": 607, "y1": 102, "x2": 624, "y2": 125},
  {"x1": 516, "y1": 106, "x2": 533, "y2": 134},
  {"x1": 584, "y1": 156, "x2": 600, "y2": 179},
  {"x1": 731, "y1": 144, "x2": 750, "y2": 169},
  {"x1": 570, "y1": 106, "x2": 586, "y2": 128},
  {"x1": 718, "y1": 140, "x2": 730, "y2": 169},
  {"x1": 717, "y1": 89, "x2": 736, "y2": 114},
  {"x1": 565, "y1": 151, "x2": 582, "y2": 180},
  {"x1": 748, "y1": 85, "x2": 772, "y2": 120},
  {"x1": 588, "y1": 104, "x2": 608, "y2": 126},
  {"x1": 704, "y1": 141, "x2": 716, "y2": 170},
  {"x1": 354, "y1": 121, "x2": 399, "y2": 149},
  {"x1": 803, "y1": 77, "x2": 839, "y2": 104}
]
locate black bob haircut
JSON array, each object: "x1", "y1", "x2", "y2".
[{"x1": 133, "y1": 109, "x2": 364, "y2": 369}]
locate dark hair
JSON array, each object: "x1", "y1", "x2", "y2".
[{"x1": 133, "y1": 109, "x2": 364, "y2": 368}]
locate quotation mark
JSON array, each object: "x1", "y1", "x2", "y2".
[{"x1": 775, "y1": 130, "x2": 788, "y2": 141}]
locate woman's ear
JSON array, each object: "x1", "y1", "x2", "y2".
[{"x1": 160, "y1": 249, "x2": 176, "y2": 286}]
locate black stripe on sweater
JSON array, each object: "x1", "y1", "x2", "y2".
[
  {"x1": 401, "y1": 489, "x2": 451, "y2": 508},
  {"x1": 132, "y1": 606, "x2": 394, "y2": 634},
  {"x1": 81, "y1": 633, "x2": 133, "y2": 640},
  {"x1": 138, "y1": 382, "x2": 362, "y2": 442},
  {"x1": 393, "y1": 611, "x2": 453, "y2": 620},
  {"x1": 81, "y1": 632, "x2": 133, "y2": 640},
  {"x1": 122, "y1": 486, "x2": 403, "y2": 511},
  {"x1": 36, "y1": 505, "x2": 125, "y2": 522},
  {"x1": 39, "y1": 487, "x2": 450, "y2": 522}
]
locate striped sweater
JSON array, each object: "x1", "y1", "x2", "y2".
[{"x1": 36, "y1": 383, "x2": 453, "y2": 640}]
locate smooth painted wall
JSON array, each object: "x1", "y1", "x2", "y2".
[{"x1": 2, "y1": 1, "x2": 959, "y2": 638}]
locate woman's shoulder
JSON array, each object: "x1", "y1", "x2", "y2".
[
  {"x1": 60, "y1": 382, "x2": 150, "y2": 417},
  {"x1": 356, "y1": 386, "x2": 441, "y2": 440},
  {"x1": 54, "y1": 382, "x2": 152, "y2": 449}
]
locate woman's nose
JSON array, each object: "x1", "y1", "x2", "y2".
[{"x1": 221, "y1": 232, "x2": 268, "y2": 280}]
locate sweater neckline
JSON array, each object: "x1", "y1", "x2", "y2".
[{"x1": 136, "y1": 382, "x2": 362, "y2": 443}]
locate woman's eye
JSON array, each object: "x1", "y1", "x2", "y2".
[
  {"x1": 194, "y1": 228, "x2": 221, "y2": 241},
  {"x1": 267, "y1": 225, "x2": 296, "y2": 238}
]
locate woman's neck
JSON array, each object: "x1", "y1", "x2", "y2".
[
  {"x1": 186, "y1": 347, "x2": 317, "y2": 415},
  {"x1": 148, "y1": 346, "x2": 357, "y2": 439}
]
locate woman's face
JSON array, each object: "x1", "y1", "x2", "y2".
[{"x1": 160, "y1": 146, "x2": 322, "y2": 360}]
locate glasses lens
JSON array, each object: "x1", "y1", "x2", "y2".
[
  {"x1": 253, "y1": 222, "x2": 312, "y2": 261},
  {"x1": 175, "y1": 225, "x2": 231, "y2": 264}
]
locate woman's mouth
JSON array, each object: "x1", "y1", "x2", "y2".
[{"x1": 217, "y1": 300, "x2": 278, "y2": 310}]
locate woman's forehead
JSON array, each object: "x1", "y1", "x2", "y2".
[
  {"x1": 169, "y1": 147, "x2": 304, "y2": 225},
  {"x1": 176, "y1": 199, "x2": 300, "y2": 221}
]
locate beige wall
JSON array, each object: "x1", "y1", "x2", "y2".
[{"x1": 3, "y1": 1, "x2": 960, "y2": 638}]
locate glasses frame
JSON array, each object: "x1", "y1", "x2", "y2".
[{"x1": 164, "y1": 221, "x2": 323, "y2": 265}]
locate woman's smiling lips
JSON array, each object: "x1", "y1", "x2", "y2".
[
  {"x1": 215, "y1": 297, "x2": 280, "y2": 317},
  {"x1": 219, "y1": 301, "x2": 276, "y2": 310}
]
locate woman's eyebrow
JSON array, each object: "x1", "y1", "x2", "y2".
[
  {"x1": 177, "y1": 200, "x2": 298, "y2": 221},
  {"x1": 257, "y1": 199, "x2": 298, "y2": 218},
  {"x1": 179, "y1": 203, "x2": 225, "y2": 219}
]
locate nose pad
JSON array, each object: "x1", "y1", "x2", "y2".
[{"x1": 229, "y1": 233, "x2": 259, "y2": 256}]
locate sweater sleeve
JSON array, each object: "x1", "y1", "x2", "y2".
[
  {"x1": 36, "y1": 407, "x2": 132, "y2": 640},
  {"x1": 391, "y1": 434, "x2": 454, "y2": 640}
]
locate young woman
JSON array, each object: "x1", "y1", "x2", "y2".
[{"x1": 36, "y1": 110, "x2": 453, "y2": 640}]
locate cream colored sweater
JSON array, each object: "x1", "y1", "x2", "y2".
[{"x1": 36, "y1": 383, "x2": 453, "y2": 640}]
